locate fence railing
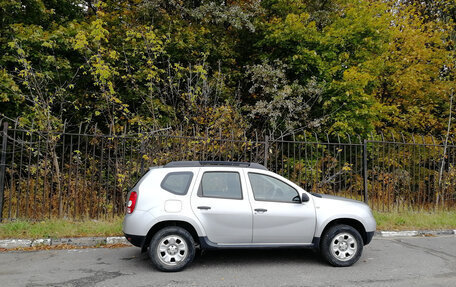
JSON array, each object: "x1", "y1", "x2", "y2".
[{"x1": 0, "y1": 121, "x2": 455, "y2": 221}]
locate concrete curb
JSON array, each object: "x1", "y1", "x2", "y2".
[
  {"x1": 0, "y1": 236, "x2": 128, "y2": 249},
  {"x1": 375, "y1": 230, "x2": 456, "y2": 237},
  {"x1": 1, "y1": 230, "x2": 455, "y2": 249}
]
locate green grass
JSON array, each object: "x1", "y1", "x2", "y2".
[
  {"x1": 0, "y1": 211, "x2": 455, "y2": 239},
  {"x1": 374, "y1": 210, "x2": 456, "y2": 231},
  {"x1": 0, "y1": 217, "x2": 123, "y2": 239}
]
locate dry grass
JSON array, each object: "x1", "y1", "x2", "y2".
[
  {"x1": 374, "y1": 210, "x2": 456, "y2": 231},
  {"x1": 0, "y1": 217, "x2": 123, "y2": 239},
  {"x1": 1, "y1": 211, "x2": 456, "y2": 240}
]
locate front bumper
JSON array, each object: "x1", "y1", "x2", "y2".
[{"x1": 365, "y1": 231, "x2": 375, "y2": 245}]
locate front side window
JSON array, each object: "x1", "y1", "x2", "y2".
[
  {"x1": 161, "y1": 172, "x2": 193, "y2": 195},
  {"x1": 198, "y1": 172, "x2": 243, "y2": 200},
  {"x1": 248, "y1": 173, "x2": 299, "y2": 203}
]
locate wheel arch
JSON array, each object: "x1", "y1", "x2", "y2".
[
  {"x1": 141, "y1": 220, "x2": 200, "y2": 252},
  {"x1": 319, "y1": 218, "x2": 368, "y2": 247}
]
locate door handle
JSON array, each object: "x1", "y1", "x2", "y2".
[
  {"x1": 254, "y1": 208, "x2": 267, "y2": 213},
  {"x1": 197, "y1": 206, "x2": 211, "y2": 210}
]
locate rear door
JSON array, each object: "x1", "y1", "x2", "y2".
[
  {"x1": 190, "y1": 167, "x2": 253, "y2": 244},
  {"x1": 245, "y1": 171, "x2": 316, "y2": 244}
]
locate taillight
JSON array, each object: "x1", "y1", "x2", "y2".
[{"x1": 127, "y1": 191, "x2": 137, "y2": 214}]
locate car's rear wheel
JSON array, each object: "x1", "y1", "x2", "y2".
[
  {"x1": 149, "y1": 226, "x2": 195, "y2": 272},
  {"x1": 321, "y1": 224, "x2": 363, "y2": 267}
]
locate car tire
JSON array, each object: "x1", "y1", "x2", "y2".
[
  {"x1": 149, "y1": 226, "x2": 195, "y2": 272},
  {"x1": 320, "y1": 224, "x2": 363, "y2": 267}
]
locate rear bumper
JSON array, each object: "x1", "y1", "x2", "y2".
[{"x1": 124, "y1": 233, "x2": 146, "y2": 247}]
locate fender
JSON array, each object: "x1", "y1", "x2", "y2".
[{"x1": 151, "y1": 214, "x2": 206, "y2": 237}]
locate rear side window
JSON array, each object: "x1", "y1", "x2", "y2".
[
  {"x1": 198, "y1": 172, "x2": 243, "y2": 200},
  {"x1": 161, "y1": 172, "x2": 193, "y2": 195}
]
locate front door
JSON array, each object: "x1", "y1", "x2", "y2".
[
  {"x1": 245, "y1": 171, "x2": 316, "y2": 244},
  {"x1": 191, "y1": 168, "x2": 253, "y2": 244}
]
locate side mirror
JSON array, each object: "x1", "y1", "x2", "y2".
[{"x1": 301, "y1": 193, "x2": 310, "y2": 202}]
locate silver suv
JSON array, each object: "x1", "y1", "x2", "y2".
[{"x1": 123, "y1": 161, "x2": 376, "y2": 271}]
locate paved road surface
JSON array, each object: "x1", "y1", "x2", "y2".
[{"x1": 0, "y1": 236, "x2": 455, "y2": 286}]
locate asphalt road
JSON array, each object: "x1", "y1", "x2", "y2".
[{"x1": 0, "y1": 236, "x2": 455, "y2": 287}]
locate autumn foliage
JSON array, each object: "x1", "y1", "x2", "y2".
[
  {"x1": 0, "y1": 0, "x2": 454, "y2": 138},
  {"x1": 1, "y1": 1, "x2": 456, "y2": 219}
]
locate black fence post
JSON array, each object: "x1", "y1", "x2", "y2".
[
  {"x1": 264, "y1": 135, "x2": 269, "y2": 168},
  {"x1": 0, "y1": 122, "x2": 8, "y2": 222},
  {"x1": 140, "y1": 135, "x2": 145, "y2": 175},
  {"x1": 363, "y1": 139, "x2": 369, "y2": 204}
]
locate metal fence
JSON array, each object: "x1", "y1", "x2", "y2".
[{"x1": 0, "y1": 121, "x2": 455, "y2": 221}]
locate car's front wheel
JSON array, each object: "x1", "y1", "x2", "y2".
[
  {"x1": 320, "y1": 224, "x2": 363, "y2": 267},
  {"x1": 149, "y1": 226, "x2": 195, "y2": 272}
]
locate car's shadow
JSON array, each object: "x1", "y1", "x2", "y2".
[
  {"x1": 123, "y1": 247, "x2": 325, "y2": 272},
  {"x1": 197, "y1": 248, "x2": 324, "y2": 267}
]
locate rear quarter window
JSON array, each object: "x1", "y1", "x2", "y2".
[{"x1": 160, "y1": 172, "x2": 193, "y2": 195}]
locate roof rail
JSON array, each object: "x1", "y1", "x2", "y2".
[{"x1": 163, "y1": 161, "x2": 268, "y2": 170}]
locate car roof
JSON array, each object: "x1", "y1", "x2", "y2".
[{"x1": 163, "y1": 161, "x2": 268, "y2": 171}]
